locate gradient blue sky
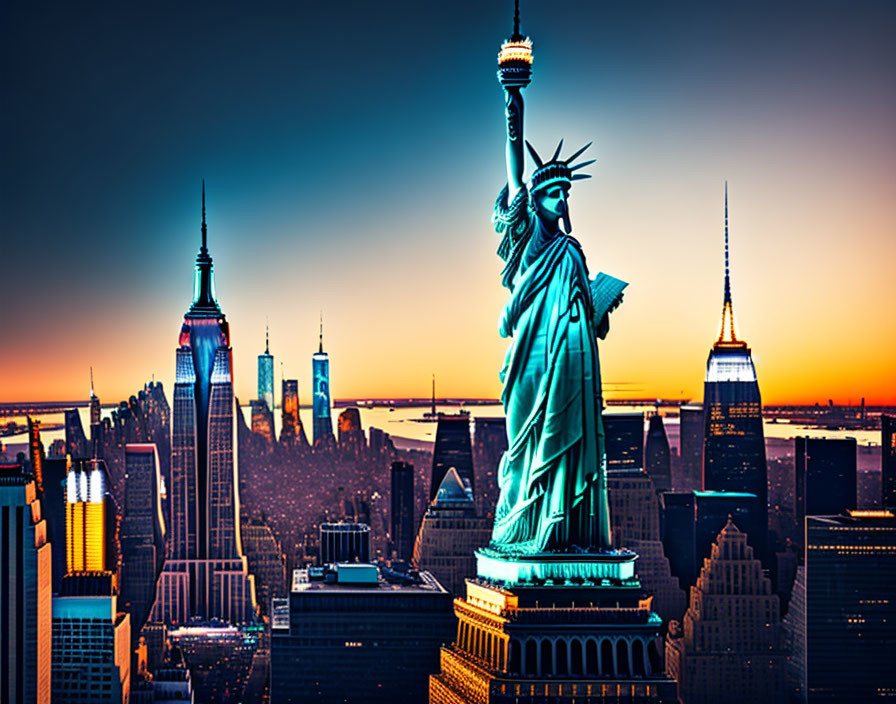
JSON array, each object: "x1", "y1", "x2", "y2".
[{"x1": 2, "y1": 1, "x2": 895, "y2": 405}]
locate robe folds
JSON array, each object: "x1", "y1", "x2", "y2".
[{"x1": 490, "y1": 185, "x2": 612, "y2": 554}]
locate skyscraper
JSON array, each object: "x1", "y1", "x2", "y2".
[
  {"x1": 430, "y1": 414, "x2": 474, "y2": 502},
  {"x1": 795, "y1": 437, "x2": 857, "y2": 551},
  {"x1": 678, "y1": 405, "x2": 704, "y2": 492},
  {"x1": 644, "y1": 414, "x2": 671, "y2": 492},
  {"x1": 472, "y1": 417, "x2": 507, "y2": 515},
  {"x1": 152, "y1": 184, "x2": 255, "y2": 625},
  {"x1": 64, "y1": 408, "x2": 90, "y2": 460},
  {"x1": 279, "y1": 379, "x2": 309, "y2": 447},
  {"x1": 119, "y1": 444, "x2": 166, "y2": 645},
  {"x1": 666, "y1": 520, "x2": 786, "y2": 704},
  {"x1": 413, "y1": 467, "x2": 492, "y2": 596},
  {"x1": 607, "y1": 468, "x2": 686, "y2": 623},
  {"x1": 702, "y1": 184, "x2": 768, "y2": 563},
  {"x1": 52, "y1": 573, "x2": 132, "y2": 704},
  {"x1": 258, "y1": 323, "x2": 274, "y2": 416},
  {"x1": 785, "y1": 511, "x2": 896, "y2": 702},
  {"x1": 65, "y1": 457, "x2": 118, "y2": 575},
  {"x1": 241, "y1": 517, "x2": 287, "y2": 616},
  {"x1": 271, "y1": 564, "x2": 454, "y2": 703},
  {"x1": 603, "y1": 412, "x2": 645, "y2": 471},
  {"x1": 390, "y1": 460, "x2": 415, "y2": 561},
  {"x1": 337, "y1": 407, "x2": 365, "y2": 456},
  {"x1": 312, "y1": 316, "x2": 333, "y2": 446},
  {"x1": 881, "y1": 415, "x2": 896, "y2": 509},
  {"x1": 0, "y1": 463, "x2": 52, "y2": 704}
]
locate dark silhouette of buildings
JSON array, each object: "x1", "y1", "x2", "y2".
[
  {"x1": 0, "y1": 463, "x2": 51, "y2": 704},
  {"x1": 241, "y1": 517, "x2": 287, "y2": 616},
  {"x1": 604, "y1": 412, "x2": 644, "y2": 471},
  {"x1": 430, "y1": 414, "x2": 474, "y2": 501},
  {"x1": 312, "y1": 317, "x2": 334, "y2": 445},
  {"x1": 666, "y1": 520, "x2": 786, "y2": 704},
  {"x1": 271, "y1": 564, "x2": 454, "y2": 703},
  {"x1": 784, "y1": 511, "x2": 896, "y2": 702},
  {"x1": 472, "y1": 417, "x2": 506, "y2": 516},
  {"x1": 795, "y1": 437, "x2": 856, "y2": 552},
  {"x1": 662, "y1": 490, "x2": 763, "y2": 590},
  {"x1": 645, "y1": 414, "x2": 671, "y2": 492},
  {"x1": 702, "y1": 185, "x2": 768, "y2": 566},
  {"x1": 390, "y1": 461, "x2": 415, "y2": 561},
  {"x1": 64, "y1": 408, "x2": 90, "y2": 460},
  {"x1": 152, "y1": 185, "x2": 255, "y2": 625},
  {"x1": 882, "y1": 415, "x2": 896, "y2": 509},
  {"x1": 677, "y1": 405, "x2": 704, "y2": 492},
  {"x1": 119, "y1": 444, "x2": 166, "y2": 647}
]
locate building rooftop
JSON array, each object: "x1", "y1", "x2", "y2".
[{"x1": 290, "y1": 565, "x2": 447, "y2": 594}]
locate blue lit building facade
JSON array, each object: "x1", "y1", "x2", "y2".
[
  {"x1": 257, "y1": 325, "x2": 274, "y2": 416},
  {"x1": 152, "y1": 186, "x2": 255, "y2": 625},
  {"x1": 312, "y1": 324, "x2": 333, "y2": 445}
]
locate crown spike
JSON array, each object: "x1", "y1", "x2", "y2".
[
  {"x1": 569, "y1": 159, "x2": 595, "y2": 172},
  {"x1": 564, "y1": 141, "x2": 592, "y2": 164},
  {"x1": 550, "y1": 138, "x2": 564, "y2": 162},
  {"x1": 525, "y1": 140, "x2": 543, "y2": 168},
  {"x1": 570, "y1": 174, "x2": 592, "y2": 180}
]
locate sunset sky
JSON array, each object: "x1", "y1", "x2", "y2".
[{"x1": 2, "y1": 1, "x2": 894, "y2": 406}]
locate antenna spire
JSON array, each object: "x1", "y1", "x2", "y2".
[
  {"x1": 319, "y1": 311, "x2": 324, "y2": 354},
  {"x1": 513, "y1": 0, "x2": 521, "y2": 39},
  {"x1": 265, "y1": 319, "x2": 270, "y2": 354},
  {"x1": 201, "y1": 179, "x2": 207, "y2": 252},
  {"x1": 716, "y1": 180, "x2": 743, "y2": 346},
  {"x1": 90, "y1": 366, "x2": 95, "y2": 397}
]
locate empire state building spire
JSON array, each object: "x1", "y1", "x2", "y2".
[
  {"x1": 188, "y1": 180, "x2": 221, "y2": 317},
  {"x1": 716, "y1": 182, "x2": 745, "y2": 348}
]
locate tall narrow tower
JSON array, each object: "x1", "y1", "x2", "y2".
[
  {"x1": 312, "y1": 314, "x2": 333, "y2": 445},
  {"x1": 258, "y1": 323, "x2": 275, "y2": 414},
  {"x1": 702, "y1": 183, "x2": 768, "y2": 565},
  {"x1": 152, "y1": 183, "x2": 255, "y2": 624}
]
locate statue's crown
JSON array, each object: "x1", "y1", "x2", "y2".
[{"x1": 527, "y1": 139, "x2": 595, "y2": 194}]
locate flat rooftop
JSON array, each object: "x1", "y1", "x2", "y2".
[{"x1": 290, "y1": 565, "x2": 447, "y2": 594}]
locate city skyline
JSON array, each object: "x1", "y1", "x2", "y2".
[{"x1": 2, "y1": 1, "x2": 895, "y2": 406}]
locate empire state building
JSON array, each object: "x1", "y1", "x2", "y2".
[
  {"x1": 152, "y1": 184, "x2": 256, "y2": 624},
  {"x1": 702, "y1": 183, "x2": 769, "y2": 565}
]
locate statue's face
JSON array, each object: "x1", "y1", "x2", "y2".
[{"x1": 534, "y1": 183, "x2": 571, "y2": 231}]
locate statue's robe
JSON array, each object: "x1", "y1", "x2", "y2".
[{"x1": 491, "y1": 185, "x2": 613, "y2": 553}]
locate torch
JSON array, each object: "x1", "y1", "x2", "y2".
[{"x1": 497, "y1": 0, "x2": 533, "y2": 89}]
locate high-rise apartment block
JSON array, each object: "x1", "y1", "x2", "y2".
[
  {"x1": 0, "y1": 464, "x2": 52, "y2": 704},
  {"x1": 280, "y1": 379, "x2": 308, "y2": 447},
  {"x1": 666, "y1": 520, "x2": 786, "y2": 704},
  {"x1": 152, "y1": 186, "x2": 255, "y2": 625},
  {"x1": 784, "y1": 511, "x2": 896, "y2": 703}
]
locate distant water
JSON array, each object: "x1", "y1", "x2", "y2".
[{"x1": 3, "y1": 402, "x2": 881, "y2": 458}]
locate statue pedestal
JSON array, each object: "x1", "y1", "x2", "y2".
[
  {"x1": 474, "y1": 546, "x2": 639, "y2": 588},
  {"x1": 430, "y1": 550, "x2": 678, "y2": 703}
]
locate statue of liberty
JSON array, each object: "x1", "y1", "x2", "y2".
[{"x1": 488, "y1": 5, "x2": 626, "y2": 558}]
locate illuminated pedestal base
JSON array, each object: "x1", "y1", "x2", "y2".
[{"x1": 430, "y1": 552, "x2": 678, "y2": 703}]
